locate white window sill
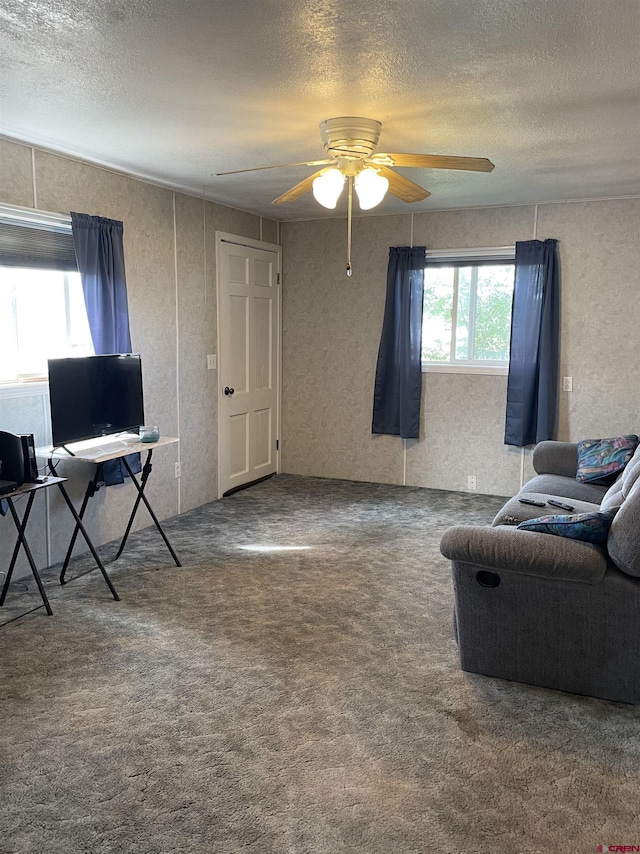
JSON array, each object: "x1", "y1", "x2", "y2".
[{"x1": 422, "y1": 363, "x2": 508, "y2": 376}]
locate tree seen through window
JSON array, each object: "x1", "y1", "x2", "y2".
[{"x1": 422, "y1": 263, "x2": 514, "y2": 366}]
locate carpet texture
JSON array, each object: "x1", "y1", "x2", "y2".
[{"x1": 1, "y1": 474, "x2": 639, "y2": 853}]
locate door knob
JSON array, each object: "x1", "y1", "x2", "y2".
[{"x1": 224, "y1": 386, "x2": 235, "y2": 396}]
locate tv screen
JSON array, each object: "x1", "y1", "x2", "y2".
[{"x1": 48, "y1": 354, "x2": 145, "y2": 447}]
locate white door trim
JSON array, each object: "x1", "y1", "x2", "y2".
[{"x1": 215, "y1": 231, "x2": 282, "y2": 499}]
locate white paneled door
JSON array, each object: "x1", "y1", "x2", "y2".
[{"x1": 217, "y1": 235, "x2": 280, "y2": 496}]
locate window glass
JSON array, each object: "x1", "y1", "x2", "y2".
[
  {"x1": 422, "y1": 261, "x2": 514, "y2": 370},
  {"x1": 422, "y1": 267, "x2": 454, "y2": 362},
  {"x1": 471, "y1": 265, "x2": 513, "y2": 361},
  {"x1": 0, "y1": 266, "x2": 93, "y2": 383}
]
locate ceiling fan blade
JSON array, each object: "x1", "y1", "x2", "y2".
[
  {"x1": 376, "y1": 166, "x2": 431, "y2": 203},
  {"x1": 272, "y1": 170, "x2": 327, "y2": 205},
  {"x1": 215, "y1": 159, "x2": 334, "y2": 177},
  {"x1": 372, "y1": 153, "x2": 495, "y2": 172}
]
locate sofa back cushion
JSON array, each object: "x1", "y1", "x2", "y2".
[
  {"x1": 621, "y1": 445, "x2": 640, "y2": 497},
  {"x1": 608, "y1": 477, "x2": 640, "y2": 577},
  {"x1": 522, "y1": 474, "x2": 608, "y2": 504},
  {"x1": 532, "y1": 441, "x2": 578, "y2": 477},
  {"x1": 600, "y1": 480, "x2": 625, "y2": 513},
  {"x1": 599, "y1": 445, "x2": 640, "y2": 512}
]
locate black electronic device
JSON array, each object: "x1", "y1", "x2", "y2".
[
  {"x1": 0, "y1": 479, "x2": 19, "y2": 496},
  {"x1": 547, "y1": 499, "x2": 575, "y2": 512},
  {"x1": 19, "y1": 433, "x2": 39, "y2": 482},
  {"x1": 47, "y1": 354, "x2": 145, "y2": 448},
  {"x1": 0, "y1": 430, "x2": 25, "y2": 486},
  {"x1": 518, "y1": 498, "x2": 546, "y2": 507}
]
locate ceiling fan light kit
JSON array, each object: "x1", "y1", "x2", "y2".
[
  {"x1": 313, "y1": 164, "x2": 389, "y2": 211},
  {"x1": 354, "y1": 167, "x2": 390, "y2": 210},
  {"x1": 217, "y1": 116, "x2": 495, "y2": 275},
  {"x1": 312, "y1": 167, "x2": 345, "y2": 209}
]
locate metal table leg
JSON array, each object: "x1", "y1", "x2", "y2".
[
  {"x1": 0, "y1": 491, "x2": 53, "y2": 618},
  {"x1": 114, "y1": 451, "x2": 182, "y2": 567},
  {"x1": 57, "y1": 465, "x2": 103, "y2": 585},
  {"x1": 53, "y1": 480, "x2": 120, "y2": 602}
]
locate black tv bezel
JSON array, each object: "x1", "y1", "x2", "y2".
[{"x1": 48, "y1": 353, "x2": 145, "y2": 448}]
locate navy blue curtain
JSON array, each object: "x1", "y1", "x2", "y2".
[
  {"x1": 372, "y1": 246, "x2": 426, "y2": 439},
  {"x1": 71, "y1": 212, "x2": 140, "y2": 483},
  {"x1": 504, "y1": 239, "x2": 560, "y2": 447},
  {"x1": 71, "y1": 213, "x2": 132, "y2": 354}
]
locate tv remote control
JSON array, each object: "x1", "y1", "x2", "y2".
[
  {"x1": 547, "y1": 499, "x2": 575, "y2": 511},
  {"x1": 518, "y1": 498, "x2": 546, "y2": 507}
]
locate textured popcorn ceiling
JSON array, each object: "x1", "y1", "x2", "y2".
[{"x1": 0, "y1": 0, "x2": 639, "y2": 220}]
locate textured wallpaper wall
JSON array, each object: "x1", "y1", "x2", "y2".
[
  {"x1": 281, "y1": 198, "x2": 640, "y2": 497},
  {"x1": 1, "y1": 131, "x2": 638, "y2": 575},
  {"x1": 0, "y1": 136, "x2": 278, "y2": 576}
]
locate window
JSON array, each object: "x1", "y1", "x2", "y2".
[
  {"x1": 422, "y1": 247, "x2": 515, "y2": 373},
  {"x1": 0, "y1": 205, "x2": 93, "y2": 384}
]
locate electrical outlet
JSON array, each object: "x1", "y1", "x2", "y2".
[
  {"x1": 467, "y1": 475, "x2": 477, "y2": 491},
  {"x1": 174, "y1": 461, "x2": 181, "y2": 479},
  {"x1": 207, "y1": 354, "x2": 217, "y2": 370},
  {"x1": 563, "y1": 376, "x2": 573, "y2": 392}
]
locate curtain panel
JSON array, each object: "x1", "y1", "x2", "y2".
[
  {"x1": 504, "y1": 238, "x2": 560, "y2": 447},
  {"x1": 71, "y1": 212, "x2": 140, "y2": 483},
  {"x1": 372, "y1": 246, "x2": 426, "y2": 440},
  {"x1": 71, "y1": 213, "x2": 132, "y2": 354}
]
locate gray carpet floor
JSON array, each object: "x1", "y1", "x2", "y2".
[{"x1": 1, "y1": 474, "x2": 639, "y2": 853}]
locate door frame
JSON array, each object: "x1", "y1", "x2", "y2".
[{"x1": 215, "y1": 231, "x2": 282, "y2": 499}]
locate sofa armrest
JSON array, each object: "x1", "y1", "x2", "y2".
[
  {"x1": 440, "y1": 524, "x2": 607, "y2": 583},
  {"x1": 532, "y1": 441, "x2": 579, "y2": 478}
]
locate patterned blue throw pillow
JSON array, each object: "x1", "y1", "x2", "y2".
[
  {"x1": 517, "y1": 511, "x2": 616, "y2": 545},
  {"x1": 576, "y1": 435, "x2": 639, "y2": 483}
]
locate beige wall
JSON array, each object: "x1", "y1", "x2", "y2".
[
  {"x1": 281, "y1": 198, "x2": 640, "y2": 497},
  {"x1": 0, "y1": 136, "x2": 278, "y2": 576}
]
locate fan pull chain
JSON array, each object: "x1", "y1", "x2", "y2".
[{"x1": 346, "y1": 176, "x2": 353, "y2": 276}]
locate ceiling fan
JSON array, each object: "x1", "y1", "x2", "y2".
[{"x1": 216, "y1": 117, "x2": 495, "y2": 274}]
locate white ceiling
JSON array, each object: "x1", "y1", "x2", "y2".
[{"x1": 1, "y1": 0, "x2": 639, "y2": 221}]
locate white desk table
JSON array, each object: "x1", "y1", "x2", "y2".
[
  {"x1": 51, "y1": 435, "x2": 179, "y2": 465},
  {"x1": 42, "y1": 436, "x2": 181, "y2": 596}
]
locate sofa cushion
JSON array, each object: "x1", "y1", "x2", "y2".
[
  {"x1": 520, "y1": 474, "x2": 608, "y2": 504},
  {"x1": 492, "y1": 493, "x2": 600, "y2": 527},
  {"x1": 517, "y1": 511, "x2": 615, "y2": 545},
  {"x1": 608, "y1": 478, "x2": 640, "y2": 577},
  {"x1": 576, "y1": 435, "x2": 639, "y2": 484},
  {"x1": 600, "y1": 480, "x2": 625, "y2": 513},
  {"x1": 621, "y1": 446, "x2": 640, "y2": 497},
  {"x1": 532, "y1": 441, "x2": 578, "y2": 477}
]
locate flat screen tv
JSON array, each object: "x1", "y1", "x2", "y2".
[{"x1": 48, "y1": 354, "x2": 145, "y2": 448}]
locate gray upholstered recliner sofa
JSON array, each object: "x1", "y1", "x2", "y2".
[{"x1": 440, "y1": 440, "x2": 640, "y2": 703}]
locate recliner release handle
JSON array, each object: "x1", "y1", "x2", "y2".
[{"x1": 476, "y1": 570, "x2": 501, "y2": 588}]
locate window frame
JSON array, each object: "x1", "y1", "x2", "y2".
[{"x1": 421, "y1": 246, "x2": 515, "y2": 375}]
